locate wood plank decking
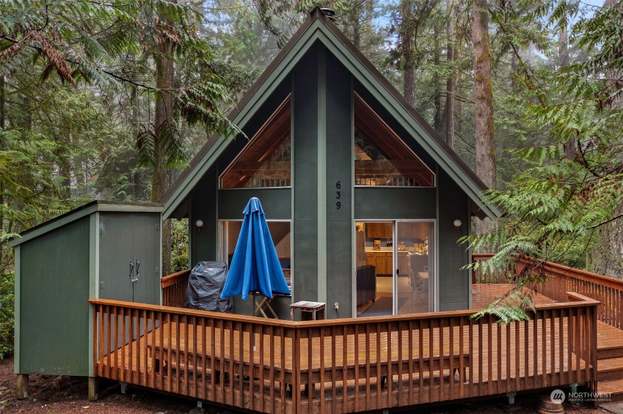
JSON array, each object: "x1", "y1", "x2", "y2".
[{"x1": 91, "y1": 287, "x2": 601, "y2": 413}]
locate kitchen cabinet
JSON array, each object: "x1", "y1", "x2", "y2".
[
  {"x1": 366, "y1": 251, "x2": 392, "y2": 275},
  {"x1": 366, "y1": 223, "x2": 392, "y2": 240}
]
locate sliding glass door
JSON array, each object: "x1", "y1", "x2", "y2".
[
  {"x1": 355, "y1": 220, "x2": 435, "y2": 317},
  {"x1": 395, "y1": 221, "x2": 435, "y2": 314}
]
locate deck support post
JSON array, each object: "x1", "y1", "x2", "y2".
[
  {"x1": 570, "y1": 383, "x2": 578, "y2": 394},
  {"x1": 506, "y1": 392, "x2": 516, "y2": 405},
  {"x1": 88, "y1": 377, "x2": 98, "y2": 401},
  {"x1": 16, "y1": 374, "x2": 28, "y2": 399},
  {"x1": 120, "y1": 382, "x2": 128, "y2": 394}
]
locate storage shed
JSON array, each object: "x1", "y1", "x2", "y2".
[{"x1": 10, "y1": 201, "x2": 162, "y2": 379}]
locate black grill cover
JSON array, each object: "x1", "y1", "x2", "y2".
[{"x1": 184, "y1": 261, "x2": 232, "y2": 312}]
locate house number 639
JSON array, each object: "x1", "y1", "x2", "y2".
[{"x1": 335, "y1": 180, "x2": 342, "y2": 210}]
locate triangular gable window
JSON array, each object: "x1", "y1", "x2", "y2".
[
  {"x1": 354, "y1": 94, "x2": 435, "y2": 187},
  {"x1": 220, "y1": 97, "x2": 291, "y2": 189}
]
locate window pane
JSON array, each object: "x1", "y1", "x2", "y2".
[
  {"x1": 354, "y1": 95, "x2": 434, "y2": 187},
  {"x1": 396, "y1": 221, "x2": 434, "y2": 314},
  {"x1": 220, "y1": 99, "x2": 291, "y2": 188}
]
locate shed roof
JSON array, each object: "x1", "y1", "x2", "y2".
[
  {"x1": 9, "y1": 200, "x2": 162, "y2": 247},
  {"x1": 163, "y1": 8, "x2": 501, "y2": 219}
]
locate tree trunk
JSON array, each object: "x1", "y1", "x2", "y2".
[
  {"x1": 0, "y1": 75, "x2": 4, "y2": 131},
  {"x1": 471, "y1": 0, "x2": 496, "y2": 234},
  {"x1": 400, "y1": 0, "x2": 416, "y2": 106},
  {"x1": 589, "y1": 0, "x2": 623, "y2": 277},
  {"x1": 0, "y1": 75, "x2": 4, "y2": 271},
  {"x1": 559, "y1": 2, "x2": 576, "y2": 160},
  {"x1": 433, "y1": 19, "x2": 442, "y2": 131},
  {"x1": 350, "y1": 0, "x2": 362, "y2": 49},
  {"x1": 153, "y1": 6, "x2": 177, "y2": 275},
  {"x1": 444, "y1": 0, "x2": 456, "y2": 146},
  {"x1": 56, "y1": 132, "x2": 72, "y2": 199}
]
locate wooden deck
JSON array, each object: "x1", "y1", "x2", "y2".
[
  {"x1": 89, "y1": 255, "x2": 623, "y2": 413},
  {"x1": 473, "y1": 255, "x2": 623, "y2": 398},
  {"x1": 91, "y1": 288, "x2": 600, "y2": 413}
]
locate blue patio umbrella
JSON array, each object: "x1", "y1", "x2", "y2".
[{"x1": 220, "y1": 197, "x2": 290, "y2": 301}]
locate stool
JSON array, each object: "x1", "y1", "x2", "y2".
[{"x1": 290, "y1": 301, "x2": 326, "y2": 320}]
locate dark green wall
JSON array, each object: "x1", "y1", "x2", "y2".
[
  {"x1": 354, "y1": 188, "x2": 436, "y2": 219},
  {"x1": 190, "y1": 170, "x2": 218, "y2": 265},
  {"x1": 19, "y1": 217, "x2": 90, "y2": 376},
  {"x1": 218, "y1": 189, "x2": 291, "y2": 220},
  {"x1": 99, "y1": 212, "x2": 160, "y2": 303},
  {"x1": 292, "y1": 44, "x2": 320, "y2": 303},
  {"x1": 324, "y1": 51, "x2": 353, "y2": 318},
  {"x1": 438, "y1": 170, "x2": 470, "y2": 310}
]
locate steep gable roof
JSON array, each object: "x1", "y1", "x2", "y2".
[{"x1": 163, "y1": 8, "x2": 501, "y2": 219}]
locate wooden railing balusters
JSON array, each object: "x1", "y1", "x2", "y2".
[
  {"x1": 237, "y1": 321, "x2": 243, "y2": 408},
  {"x1": 228, "y1": 320, "x2": 234, "y2": 407},
  {"x1": 408, "y1": 320, "x2": 414, "y2": 404},
  {"x1": 427, "y1": 319, "x2": 433, "y2": 403},
  {"x1": 473, "y1": 254, "x2": 623, "y2": 329},
  {"x1": 438, "y1": 318, "x2": 444, "y2": 399},
  {"x1": 90, "y1": 293, "x2": 599, "y2": 414}
]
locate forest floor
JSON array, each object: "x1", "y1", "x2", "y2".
[{"x1": 0, "y1": 358, "x2": 620, "y2": 414}]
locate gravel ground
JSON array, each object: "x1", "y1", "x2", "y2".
[{"x1": 0, "y1": 358, "x2": 619, "y2": 414}]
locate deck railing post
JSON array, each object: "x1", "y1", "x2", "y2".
[
  {"x1": 292, "y1": 326, "x2": 301, "y2": 414},
  {"x1": 589, "y1": 303, "x2": 598, "y2": 394}
]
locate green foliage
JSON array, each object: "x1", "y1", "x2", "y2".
[
  {"x1": 466, "y1": 2, "x2": 623, "y2": 320},
  {"x1": 0, "y1": 272, "x2": 13, "y2": 359},
  {"x1": 171, "y1": 219, "x2": 189, "y2": 272}
]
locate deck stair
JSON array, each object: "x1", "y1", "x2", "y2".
[{"x1": 596, "y1": 322, "x2": 623, "y2": 383}]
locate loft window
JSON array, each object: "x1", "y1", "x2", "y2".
[
  {"x1": 220, "y1": 97, "x2": 291, "y2": 189},
  {"x1": 354, "y1": 94, "x2": 435, "y2": 187}
]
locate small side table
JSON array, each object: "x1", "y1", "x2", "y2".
[{"x1": 290, "y1": 301, "x2": 326, "y2": 320}]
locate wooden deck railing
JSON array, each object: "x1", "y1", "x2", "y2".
[
  {"x1": 473, "y1": 253, "x2": 623, "y2": 329},
  {"x1": 90, "y1": 293, "x2": 598, "y2": 414},
  {"x1": 161, "y1": 269, "x2": 190, "y2": 307}
]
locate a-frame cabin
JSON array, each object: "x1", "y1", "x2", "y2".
[{"x1": 163, "y1": 7, "x2": 499, "y2": 319}]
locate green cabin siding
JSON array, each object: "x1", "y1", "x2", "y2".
[
  {"x1": 18, "y1": 217, "x2": 91, "y2": 376},
  {"x1": 324, "y1": 51, "x2": 353, "y2": 318},
  {"x1": 190, "y1": 171, "x2": 219, "y2": 265},
  {"x1": 218, "y1": 189, "x2": 291, "y2": 220},
  {"x1": 437, "y1": 171, "x2": 471, "y2": 310},
  {"x1": 354, "y1": 188, "x2": 437, "y2": 219},
  {"x1": 292, "y1": 44, "x2": 320, "y2": 303}
]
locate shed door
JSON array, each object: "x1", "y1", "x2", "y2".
[{"x1": 98, "y1": 213, "x2": 161, "y2": 304}]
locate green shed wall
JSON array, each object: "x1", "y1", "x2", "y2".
[
  {"x1": 18, "y1": 217, "x2": 90, "y2": 376},
  {"x1": 98, "y1": 212, "x2": 161, "y2": 304}
]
